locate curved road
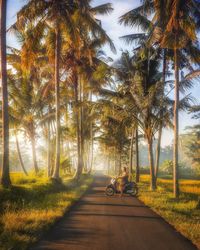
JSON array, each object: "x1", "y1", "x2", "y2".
[{"x1": 31, "y1": 175, "x2": 197, "y2": 250}]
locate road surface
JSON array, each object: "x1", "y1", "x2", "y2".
[{"x1": 30, "y1": 175, "x2": 197, "y2": 250}]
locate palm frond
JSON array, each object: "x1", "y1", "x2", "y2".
[
  {"x1": 119, "y1": 10, "x2": 152, "y2": 32},
  {"x1": 90, "y1": 3, "x2": 113, "y2": 15}
]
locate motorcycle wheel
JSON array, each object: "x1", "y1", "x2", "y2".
[
  {"x1": 105, "y1": 187, "x2": 114, "y2": 196},
  {"x1": 129, "y1": 186, "x2": 138, "y2": 197}
]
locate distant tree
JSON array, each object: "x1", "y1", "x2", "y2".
[
  {"x1": 184, "y1": 128, "x2": 200, "y2": 174},
  {"x1": 160, "y1": 160, "x2": 173, "y2": 175}
]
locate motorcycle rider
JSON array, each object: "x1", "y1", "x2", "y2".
[{"x1": 117, "y1": 167, "x2": 129, "y2": 197}]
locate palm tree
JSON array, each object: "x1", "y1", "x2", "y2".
[
  {"x1": 9, "y1": 79, "x2": 40, "y2": 174},
  {"x1": 14, "y1": 131, "x2": 28, "y2": 176},
  {"x1": 16, "y1": 0, "x2": 75, "y2": 180},
  {"x1": 62, "y1": 40, "x2": 115, "y2": 180},
  {"x1": 160, "y1": 0, "x2": 200, "y2": 197},
  {"x1": 119, "y1": 1, "x2": 168, "y2": 183},
  {"x1": 114, "y1": 50, "x2": 173, "y2": 190},
  {"x1": 119, "y1": 0, "x2": 200, "y2": 196},
  {"x1": 8, "y1": 100, "x2": 29, "y2": 176},
  {"x1": 0, "y1": 0, "x2": 11, "y2": 187},
  {"x1": 7, "y1": 46, "x2": 52, "y2": 174},
  {"x1": 99, "y1": 114, "x2": 129, "y2": 175},
  {"x1": 16, "y1": 0, "x2": 115, "y2": 181},
  {"x1": 129, "y1": 126, "x2": 135, "y2": 179},
  {"x1": 135, "y1": 126, "x2": 140, "y2": 182},
  {"x1": 53, "y1": 23, "x2": 61, "y2": 180}
]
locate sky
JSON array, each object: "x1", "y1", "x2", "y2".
[{"x1": 6, "y1": 0, "x2": 200, "y2": 147}]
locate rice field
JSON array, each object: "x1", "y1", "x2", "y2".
[{"x1": 138, "y1": 175, "x2": 200, "y2": 249}]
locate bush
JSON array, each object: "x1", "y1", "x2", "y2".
[{"x1": 160, "y1": 160, "x2": 173, "y2": 174}]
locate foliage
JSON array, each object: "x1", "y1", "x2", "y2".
[
  {"x1": 0, "y1": 173, "x2": 93, "y2": 250},
  {"x1": 182, "y1": 125, "x2": 200, "y2": 174},
  {"x1": 60, "y1": 156, "x2": 73, "y2": 174},
  {"x1": 0, "y1": 2, "x2": 199, "y2": 249},
  {"x1": 160, "y1": 160, "x2": 173, "y2": 174}
]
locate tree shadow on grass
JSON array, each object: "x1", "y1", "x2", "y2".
[{"x1": 0, "y1": 178, "x2": 87, "y2": 213}]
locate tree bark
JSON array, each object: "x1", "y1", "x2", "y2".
[
  {"x1": 47, "y1": 120, "x2": 51, "y2": 177},
  {"x1": 74, "y1": 77, "x2": 83, "y2": 180},
  {"x1": 30, "y1": 135, "x2": 39, "y2": 174},
  {"x1": 129, "y1": 127, "x2": 134, "y2": 181},
  {"x1": 147, "y1": 137, "x2": 156, "y2": 190},
  {"x1": 155, "y1": 125, "x2": 162, "y2": 178},
  {"x1": 52, "y1": 25, "x2": 61, "y2": 179},
  {"x1": 80, "y1": 75, "x2": 85, "y2": 173},
  {"x1": 173, "y1": 47, "x2": 180, "y2": 198},
  {"x1": 135, "y1": 127, "x2": 140, "y2": 183},
  {"x1": 15, "y1": 133, "x2": 28, "y2": 176},
  {"x1": 118, "y1": 150, "x2": 122, "y2": 175},
  {"x1": 88, "y1": 122, "x2": 93, "y2": 174},
  {"x1": 0, "y1": 0, "x2": 11, "y2": 187},
  {"x1": 114, "y1": 147, "x2": 117, "y2": 175},
  {"x1": 155, "y1": 51, "x2": 166, "y2": 179},
  {"x1": 107, "y1": 154, "x2": 109, "y2": 175},
  {"x1": 88, "y1": 92, "x2": 93, "y2": 174}
]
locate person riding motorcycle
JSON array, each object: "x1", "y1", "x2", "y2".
[{"x1": 117, "y1": 167, "x2": 129, "y2": 197}]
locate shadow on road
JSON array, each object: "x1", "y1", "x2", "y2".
[{"x1": 30, "y1": 175, "x2": 197, "y2": 250}]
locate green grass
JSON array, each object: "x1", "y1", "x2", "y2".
[
  {"x1": 138, "y1": 175, "x2": 200, "y2": 249},
  {"x1": 0, "y1": 172, "x2": 93, "y2": 250}
]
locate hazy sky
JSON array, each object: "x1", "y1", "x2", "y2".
[{"x1": 7, "y1": 0, "x2": 200, "y2": 146}]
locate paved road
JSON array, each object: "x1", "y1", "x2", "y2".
[{"x1": 31, "y1": 175, "x2": 197, "y2": 250}]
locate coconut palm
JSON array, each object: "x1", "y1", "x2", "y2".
[
  {"x1": 15, "y1": 0, "x2": 115, "y2": 180},
  {"x1": 8, "y1": 109, "x2": 29, "y2": 176},
  {"x1": 61, "y1": 30, "x2": 115, "y2": 180},
  {"x1": 0, "y1": 0, "x2": 11, "y2": 187},
  {"x1": 159, "y1": 0, "x2": 200, "y2": 197},
  {"x1": 7, "y1": 46, "x2": 51, "y2": 174},
  {"x1": 119, "y1": 1, "x2": 172, "y2": 183},
  {"x1": 113, "y1": 50, "x2": 173, "y2": 190},
  {"x1": 15, "y1": 0, "x2": 75, "y2": 180},
  {"x1": 113, "y1": 53, "x2": 141, "y2": 181},
  {"x1": 119, "y1": 0, "x2": 200, "y2": 196}
]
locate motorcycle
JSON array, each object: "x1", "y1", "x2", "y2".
[{"x1": 105, "y1": 178, "x2": 138, "y2": 197}]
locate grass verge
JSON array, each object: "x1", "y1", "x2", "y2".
[
  {"x1": 138, "y1": 175, "x2": 200, "y2": 249},
  {"x1": 0, "y1": 173, "x2": 93, "y2": 250}
]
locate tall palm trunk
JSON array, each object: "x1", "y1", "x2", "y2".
[
  {"x1": 108, "y1": 156, "x2": 111, "y2": 175},
  {"x1": 118, "y1": 149, "x2": 122, "y2": 175},
  {"x1": 129, "y1": 127, "x2": 134, "y2": 180},
  {"x1": 80, "y1": 77, "x2": 85, "y2": 173},
  {"x1": 135, "y1": 127, "x2": 140, "y2": 183},
  {"x1": 173, "y1": 46, "x2": 180, "y2": 198},
  {"x1": 155, "y1": 52, "x2": 166, "y2": 179},
  {"x1": 155, "y1": 124, "x2": 162, "y2": 178},
  {"x1": 88, "y1": 122, "x2": 93, "y2": 174},
  {"x1": 15, "y1": 133, "x2": 28, "y2": 176},
  {"x1": 30, "y1": 135, "x2": 39, "y2": 174},
  {"x1": 147, "y1": 137, "x2": 156, "y2": 190},
  {"x1": 74, "y1": 79, "x2": 83, "y2": 180},
  {"x1": 88, "y1": 92, "x2": 93, "y2": 174},
  {"x1": 52, "y1": 26, "x2": 61, "y2": 179},
  {"x1": 83, "y1": 141, "x2": 89, "y2": 172},
  {"x1": 47, "y1": 120, "x2": 51, "y2": 177},
  {"x1": 50, "y1": 138, "x2": 54, "y2": 176},
  {"x1": 0, "y1": 0, "x2": 11, "y2": 187},
  {"x1": 114, "y1": 147, "x2": 117, "y2": 175}
]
